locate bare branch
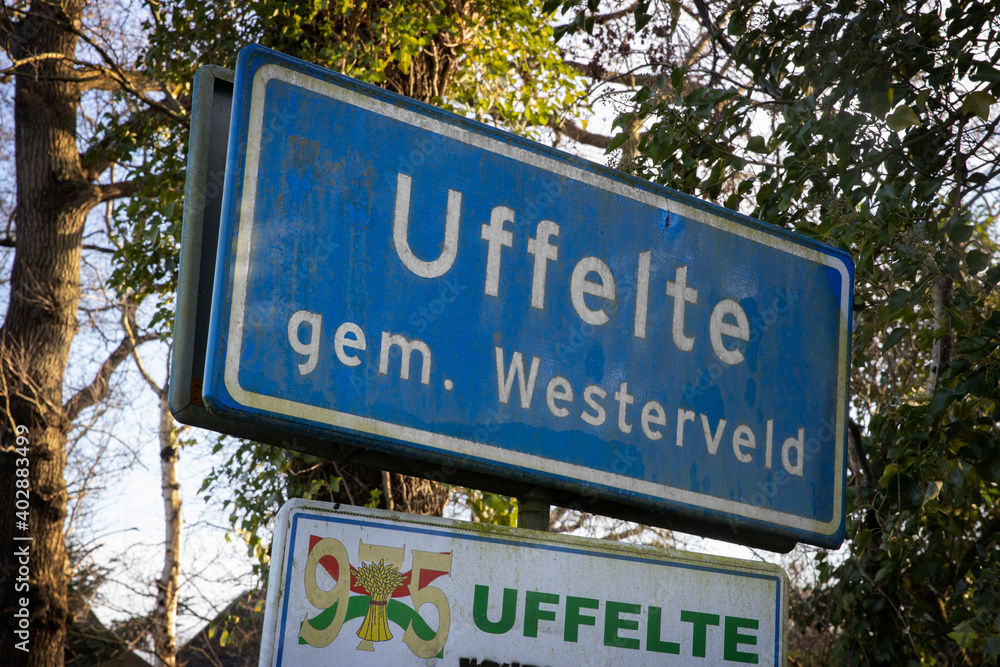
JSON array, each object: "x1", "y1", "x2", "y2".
[
  {"x1": 74, "y1": 66, "x2": 162, "y2": 94},
  {"x1": 589, "y1": 1, "x2": 640, "y2": 26},
  {"x1": 0, "y1": 51, "x2": 68, "y2": 74},
  {"x1": 131, "y1": 340, "x2": 164, "y2": 397},
  {"x1": 63, "y1": 303, "x2": 158, "y2": 422},
  {"x1": 331, "y1": 461, "x2": 357, "y2": 506},
  {"x1": 550, "y1": 507, "x2": 589, "y2": 533},
  {"x1": 925, "y1": 275, "x2": 953, "y2": 393},
  {"x1": 0, "y1": 236, "x2": 117, "y2": 254},
  {"x1": 689, "y1": 0, "x2": 780, "y2": 98},
  {"x1": 563, "y1": 59, "x2": 662, "y2": 89},
  {"x1": 555, "y1": 1, "x2": 640, "y2": 32},
  {"x1": 692, "y1": 0, "x2": 733, "y2": 53},
  {"x1": 13, "y1": 7, "x2": 186, "y2": 122},
  {"x1": 601, "y1": 523, "x2": 646, "y2": 542},
  {"x1": 380, "y1": 471, "x2": 394, "y2": 512},
  {"x1": 549, "y1": 117, "x2": 612, "y2": 149},
  {"x1": 59, "y1": 23, "x2": 185, "y2": 121},
  {"x1": 97, "y1": 179, "x2": 144, "y2": 203},
  {"x1": 0, "y1": 2, "x2": 23, "y2": 44}
]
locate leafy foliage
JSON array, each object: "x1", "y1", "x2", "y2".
[
  {"x1": 110, "y1": 0, "x2": 584, "y2": 332},
  {"x1": 199, "y1": 438, "x2": 306, "y2": 573},
  {"x1": 135, "y1": 0, "x2": 587, "y2": 576},
  {"x1": 457, "y1": 488, "x2": 519, "y2": 527},
  {"x1": 566, "y1": 0, "x2": 1000, "y2": 662}
]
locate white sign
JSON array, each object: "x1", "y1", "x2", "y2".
[{"x1": 260, "y1": 500, "x2": 788, "y2": 666}]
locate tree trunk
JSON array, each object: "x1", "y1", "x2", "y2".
[
  {"x1": 1, "y1": 2, "x2": 94, "y2": 665},
  {"x1": 926, "y1": 274, "x2": 953, "y2": 393},
  {"x1": 152, "y1": 388, "x2": 181, "y2": 667}
]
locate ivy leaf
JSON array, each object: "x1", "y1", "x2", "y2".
[
  {"x1": 886, "y1": 105, "x2": 921, "y2": 131},
  {"x1": 728, "y1": 12, "x2": 747, "y2": 36},
  {"x1": 922, "y1": 480, "x2": 943, "y2": 506},
  {"x1": 671, "y1": 67, "x2": 686, "y2": 92},
  {"x1": 949, "y1": 621, "x2": 978, "y2": 649},
  {"x1": 746, "y1": 135, "x2": 767, "y2": 153},
  {"x1": 883, "y1": 326, "x2": 908, "y2": 350},
  {"x1": 966, "y1": 248, "x2": 990, "y2": 273},
  {"x1": 607, "y1": 131, "x2": 630, "y2": 152},
  {"x1": 962, "y1": 91, "x2": 995, "y2": 120}
]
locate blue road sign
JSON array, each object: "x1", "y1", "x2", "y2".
[{"x1": 199, "y1": 45, "x2": 854, "y2": 548}]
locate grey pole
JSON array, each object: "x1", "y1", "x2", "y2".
[{"x1": 517, "y1": 489, "x2": 550, "y2": 531}]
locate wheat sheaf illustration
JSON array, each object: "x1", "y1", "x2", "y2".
[{"x1": 355, "y1": 559, "x2": 404, "y2": 645}]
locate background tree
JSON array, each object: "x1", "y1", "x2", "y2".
[
  {"x1": 126, "y1": 349, "x2": 184, "y2": 667},
  {"x1": 135, "y1": 0, "x2": 596, "y2": 577},
  {"x1": 0, "y1": 1, "x2": 174, "y2": 664},
  {"x1": 556, "y1": 0, "x2": 1000, "y2": 662}
]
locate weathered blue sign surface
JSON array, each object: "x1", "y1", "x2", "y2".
[{"x1": 200, "y1": 45, "x2": 853, "y2": 548}]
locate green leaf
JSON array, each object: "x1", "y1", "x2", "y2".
[
  {"x1": 974, "y1": 62, "x2": 1000, "y2": 83},
  {"x1": 728, "y1": 12, "x2": 747, "y2": 36},
  {"x1": 873, "y1": 562, "x2": 894, "y2": 585},
  {"x1": 977, "y1": 456, "x2": 1000, "y2": 484},
  {"x1": 632, "y1": 86, "x2": 651, "y2": 103},
  {"x1": 966, "y1": 248, "x2": 990, "y2": 273},
  {"x1": 949, "y1": 222, "x2": 975, "y2": 244},
  {"x1": 671, "y1": 67, "x2": 686, "y2": 92},
  {"x1": 746, "y1": 135, "x2": 767, "y2": 153},
  {"x1": 949, "y1": 621, "x2": 978, "y2": 649},
  {"x1": 962, "y1": 91, "x2": 995, "y2": 120},
  {"x1": 928, "y1": 388, "x2": 959, "y2": 416},
  {"x1": 856, "y1": 528, "x2": 873, "y2": 552},
  {"x1": 878, "y1": 463, "x2": 899, "y2": 489},
  {"x1": 883, "y1": 327, "x2": 908, "y2": 350},
  {"x1": 885, "y1": 105, "x2": 921, "y2": 131},
  {"x1": 986, "y1": 636, "x2": 1000, "y2": 662},
  {"x1": 607, "y1": 131, "x2": 630, "y2": 152},
  {"x1": 886, "y1": 289, "x2": 912, "y2": 316},
  {"x1": 922, "y1": 480, "x2": 943, "y2": 506}
]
